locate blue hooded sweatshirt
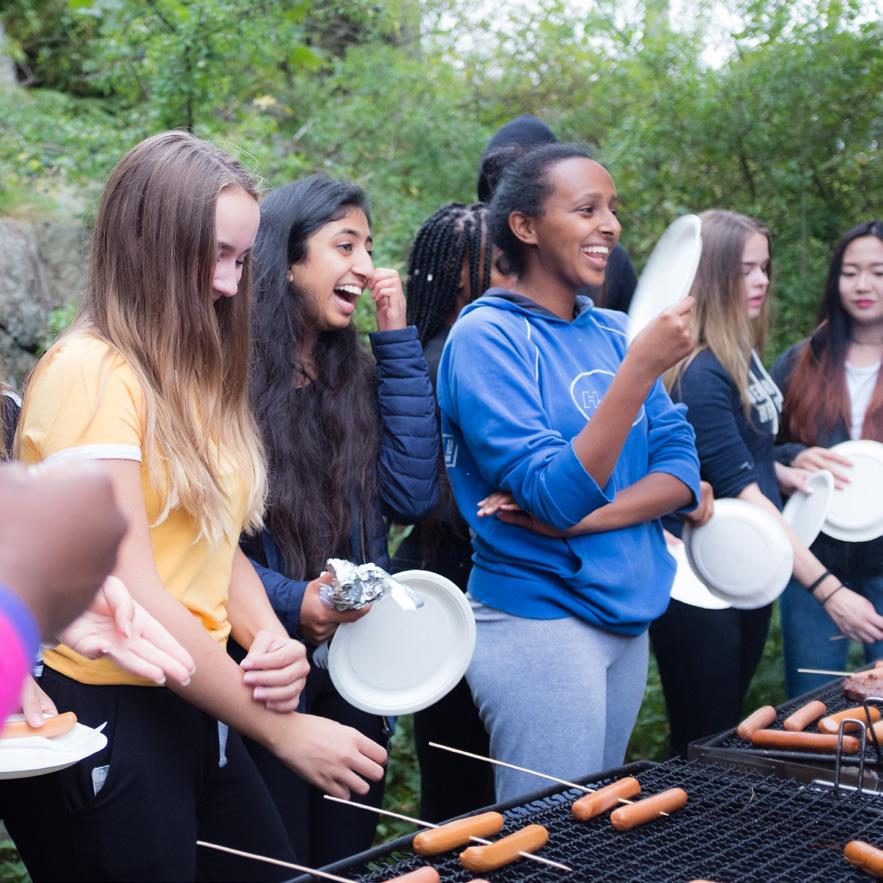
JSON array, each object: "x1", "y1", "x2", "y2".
[{"x1": 436, "y1": 290, "x2": 701, "y2": 636}]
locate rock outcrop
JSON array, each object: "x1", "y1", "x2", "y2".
[{"x1": 0, "y1": 217, "x2": 87, "y2": 386}]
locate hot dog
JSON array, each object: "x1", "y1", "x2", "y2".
[
  {"x1": 0, "y1": 711, "x2": 77, "y2": 740},
  {"x1": 572, "y1": 776, "x2": 641, "y2": 821},
  {"x1": 750, "y1": 729, "x2": 860, "y2": 753},
  {"x1": 844, "y1": 840, "x2": 883, "y2": 878},
  {"x1": 610, "y1": 788, "x2": 688, "y2": 831},
  {"x1": 383, "y1": 868, "x2": 441, "y2": 883},
  {"x1": 818, "y1": 706, "x2": 881, "y2": 734},
  {"x1": 459, "y1": 824, "x2": 548, "y2": 873},
  {"x1": 736, "y1": 706, "x2": 776, "y2": 740},
  {"x1": 783, "y1": 700, "x2": 827, "y2": 732},
  {"x1": 412, "y1": 812, "x2": 505, "y2": 856}
]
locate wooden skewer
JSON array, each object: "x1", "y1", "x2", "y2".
[
  {"x1": 323, "y1": 795, "x2": 572, "y2": 873},
  {"x1": 196, "y1": 840, "x2": 353, "y2": 882},
  {"x1": 797, "y1": 667, "x2": 855, "y2": 676},
  {"x1": 428, "y1": 741, "x2": 668, "y2": 815}
]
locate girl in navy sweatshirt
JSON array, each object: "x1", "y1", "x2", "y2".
[
  {"x1": 652, "y1": 210, "x2": 881, "y2": 756},
  {"x1": 437, "y1": 143, "x2": 702, "y2": 801}
]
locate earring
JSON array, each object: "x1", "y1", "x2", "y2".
[{"x1": 287, "y1": 271, "x2": 293, "y2": 282}]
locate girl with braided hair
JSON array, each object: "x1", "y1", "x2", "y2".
[{"x1": 392, "y1": 201, "x2": 509, "y2": 821}]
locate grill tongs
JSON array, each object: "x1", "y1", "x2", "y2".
[{"x1": 832, "y1": 695, "x2": 883, "y2": 794}]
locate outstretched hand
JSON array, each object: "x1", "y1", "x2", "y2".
[{"x1": 59, "y1": 575, "x2": 196, "y2": 686}]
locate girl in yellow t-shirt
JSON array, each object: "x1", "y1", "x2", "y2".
[{"x1": 2, "y1": 131, "x2": 386, "y2": 882}]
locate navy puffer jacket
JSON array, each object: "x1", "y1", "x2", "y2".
[{"x1": 244, "y1": 326, "x2": 439, "y2": 635}]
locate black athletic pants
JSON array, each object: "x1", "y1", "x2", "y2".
[
  {"x1": 649, "y1": 599, "x2": 773, "y2": 758},
  {"x1": 242, "y1": 665, "x2": 388, "y2": 868},
  {"x1": 0, "y1": 666, "x2": 296, "y2": 882}
]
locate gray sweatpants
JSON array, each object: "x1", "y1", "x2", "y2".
[{"x1": 465, "y1": 599, "x2": 649, "y2": 803}]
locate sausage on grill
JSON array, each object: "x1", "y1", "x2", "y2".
[
  {"x1": 736, "y1": 706, "x2": 776, "y2": 739},
  {"x1": 459, "y1": 824, "x2": 548, "y2": 873},
  {"x1": 610, "y1": 788, "x2": 688, "y2": 831},
  {"x1": 844, "y1": 840, "x2": 883, "y2": 878},
  {"x1": 818, "y1": 706, "x2": 880, "y2": 734},
  {"x1": 384, "y1": 868, "x2": 441, "y2": 883},
  {"x1": 572, "y1": 776, "x2": 641, "y2": 821},
  {"x1": 412, "y1": 812, "x2": 505, "y2": 856},
  {"x1": 783, "y1": 700, "x2": 827, "y2": 732},
  {"x1": 750, "y1": 729, "x2": 860, "y2": 753}
]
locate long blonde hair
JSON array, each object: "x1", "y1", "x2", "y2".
[
  {"x1": 666, "y1": 209, "x2": 772, "y2": 414},
  {"x1": 26, "y1": 131, "x2": 267, "y2": 543}
]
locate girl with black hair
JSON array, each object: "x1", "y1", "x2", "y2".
[
  {"x1": 774, "y1": 220, "x2": 883, "y2": 697},
  {"x1": 391, "y1": 202, "x2": 505, "y2": 821},
  {"x1": 437, "y1": 143, "x2": 702, "y2": 802},
  {"x1": 244, "y1": 174, "x2": 439, "y2": 865}
]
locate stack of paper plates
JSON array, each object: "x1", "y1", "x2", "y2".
[
  {"x1": 683, "y1": 499, "x2": 793, "y2": 609},
  {"x1": 822, "y1": 440, "x2": 883, "y2": 543},
  {"x1": 783, "y1": 469, "x2": 835, "y2": 547},
  {"x1": 329, "y1": 569, "x2": 476, "y2": 716},
  {"x1": 626, "y1": 214, "x2": 703, "y2": 341}
]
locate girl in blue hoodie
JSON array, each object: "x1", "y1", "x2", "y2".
[{"x1": 437, "y1": 143, "x2": 702, "y2": 801}]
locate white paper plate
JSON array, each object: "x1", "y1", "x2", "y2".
[
  {"x1": 626, "y1": 214, "x2": 703, "y2": 341},
  {"x1": 821, "y1": 440, "x2": 883, "y2": 542},
  {"x1": 328, "y1": 569, "x2": 476, "y2": 716},
  {"x1": 0, "y1": 716, "x2": 106, "y2": 780},
  {"x1": 667, "y1": 540, "x2": 731, "y2": 610},
  {"x1": 683, "y1": 499, "x2": 793, "y2": 609},
  {"x1": 783, "y1": 469, "x2": 835, "y2": 547}
]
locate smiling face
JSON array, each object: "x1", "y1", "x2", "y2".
[
  {"x1": 212, "y1": 186, "x2": 260, "y2": 301},
  {"x1": 840, "y1": 235, "x2": 883, "y2": 329},
  {"x1": 741, "y1": 231, "x2": 770, "y2": 319},
  {"x1": 292, "y1": 206, "x2": 373, "y2": 331},
  {"x1": 514, "y1": 157, "x2": 621, "y2": 292}
]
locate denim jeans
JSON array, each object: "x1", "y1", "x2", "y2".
[{"x1": 781, "y1": 571, "x2": 883, "y2": 698}]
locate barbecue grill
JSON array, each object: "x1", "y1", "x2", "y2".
[
  {"x1": 690, "y1": 677, "x2": 883, "y2": 788},
  {"x1": 289, "y1": 758, "x2": 883, "y2": 882}
]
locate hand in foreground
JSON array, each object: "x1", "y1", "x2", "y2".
[
  {"x1": 240, "y1": 630, "x2": 310, "y2": 712},
  {"x1": 627, "y1": 296, "x2": 696, "y2": 379},
  {"x1": 370, "y1": 268, "x2": 407, "y2": 332},
  {"x1": 281, "y1": 714, "x2": 387, "y2": 800},
  {"x1": 0, "y1": 461, "x2": 126, "y2": 640},
  {"x1": 825, "y1": 587, "x2": 883, "y2": 644},
  {"x1": 793, "y1": 446, "x2": 853, "y2": 489},
  {"x1": 299, "y1": 572, "x2": 370, "y2": 646},
  {"x1": 18, "y1": 675, "x2": 58, "y2": 728},
  {"x1": 682, "y1": 480, "x2": 714, "y2": 528},
  {"x1": 59, "y1": 576, "x2": 195, "y2": 686}
]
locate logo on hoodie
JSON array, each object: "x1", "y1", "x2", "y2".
[{"x1": 570, "y1": 370, "x2": 645, "y2": 426}]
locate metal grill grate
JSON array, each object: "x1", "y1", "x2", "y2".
[{"x1": 292, "y1": 758, "x2": 883, "y2": 882}]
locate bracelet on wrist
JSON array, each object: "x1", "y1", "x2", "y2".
[
  {"x1": 821, "y1": 584, "x2": 845, "y2": 606},
  {"x1": 805, "y1": 569, "x2": 832, "y2": 595}
]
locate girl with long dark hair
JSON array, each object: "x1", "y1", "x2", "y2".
[
  {"x1": 436, "y1": 143, "x2": 702, "y2": 802},
  {"x1": 774, "y1": 220, "x2": 883, "y2": 696},
  {"x1": 652, "y1": 211, "x2": 883, "y2": 756},
  {"x1": 1, "y1": 133, "x2": 386, "y2": 882},
  {"x1": 244, "y1": 175, "x2": 438, "y2": 865},
  {"x1": 390, "y1": 202, "x2": 499, "y2": 821}
]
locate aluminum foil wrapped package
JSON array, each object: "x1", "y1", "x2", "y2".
[{"x1": 321, "y1": 559, "x2": 422, "y2": 612}]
